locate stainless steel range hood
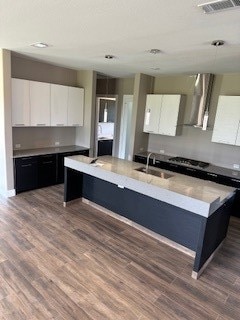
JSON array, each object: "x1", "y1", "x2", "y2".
[{"x1": 189, "y1": 73, "x2": 214, "y2": 130}]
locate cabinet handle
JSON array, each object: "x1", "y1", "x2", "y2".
[
  {"x1": 42, "y1": 161, "x2": 53, "y2": 164},
  {"x1": 22, "y1": 157, "x2": 32, "y2": 160},
  {"x1": 207, "y1": 173, "x2": 217, "y2": 177},
  {"x1": 21, "y1": 164, "x2": 32, "y2": 167},
  {"x1": 56, "y1": 124, "x2": 64, "y2": 126},
  {"x1": 186, "y1": 168, "x2": 196, "y2": 172},
  {"x1": 231, "y1": 178, "x2": 240, "y2": 183},
  {"x1": 72, "y1": 124, "x2": 80, "y2": 126},
  {"x1": 155, "y1": 160, "x2": 160, "y2": 163},
  {"x1": 14, "y1": 124, "x2": 25, "y2": 126},
  {"x1": 169, "y1": 164, "x2": 178, "y2": 167},
  {"x1": 36, "y1": 124, "x2": 46, "y2": 126}
]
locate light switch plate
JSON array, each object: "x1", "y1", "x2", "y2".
[
  {"x1": 15, "y1": 144, "x2": 21, "y2": 149},
  {"x1": 160, "y1": 149, "x2": 165, "y2": 154},
  {"x1": 55, "y1": 141, "x2": 60, "y2": 146}
]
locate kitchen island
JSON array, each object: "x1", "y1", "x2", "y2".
[{"x1": 64, "y1": 155, "x2": 236, "y2": 279}]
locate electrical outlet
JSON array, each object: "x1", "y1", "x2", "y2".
[
  {"x1": 160, "y1": 149, "x2": 165, "y2": 154},
  {"x1": 15, "y1": 144, "x2": 21, "y2": 149},
  {"x1": 55, "y1": 141, "x2": 60, "y2": 146},
  {"x1": 233, "y1": 164, "x2": 240, "y2": 169}
]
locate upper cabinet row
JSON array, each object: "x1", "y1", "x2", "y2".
[
  {"x1": 143, "y1": 94, "x2": 185, "y2": 136},
  {"x1": 12, "y1": 78, "x2": 84, "y2": 127},
  {"x1": 212, "y1": 96, "x2": 240, "y2": 146}
]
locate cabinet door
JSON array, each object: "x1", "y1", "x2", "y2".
[
  {"x1": 11, "y1": 78, "x2": 30, "y2": 126},
  {"x1": 38, "y1": 154, "x2": 57, "y2": 188},
  {"x1": 67, "y1": 87, "x2": 84, "y2": 126},
  {"x1": 50, "y1": 84, "x2": 68, "y2": 126},
  {"x1": 98, "y1": 140, "x2": 113, "y2": 156},
  {"x1": 14, "y1": 157, "x2": 38, "y2": 193},
  {"x1": 158, "y1": 95, "x2": 181, "y2": 136},
  {"x1": 212, "y1": 96, "x2": 240, "y2": 145},
  {"x1": 30, "y1": 81, "x2": 51, "y2": 126},
  {"x1": 143, "y1": 95, "x2": 162, "y2": 133}
]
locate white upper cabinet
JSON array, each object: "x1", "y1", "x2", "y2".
[
  {"x1": 158, "y1": 95, "x2": 181, "y2": 136},
  {"x1": 11, "y1": 78, "x2": 30, "y2": 126},
  {"x1": 143, "y1": 95, "x2": 162, "y2": 133},
  {"x1": 50, "y1": 84, "x2": 68, "y2": 126},
  {"x1": 67, "y1": 87, "x2": 84, "y2": 126},
  {"x1": 12, "y1": 78, "x2": 84, "y2": 127},
  {"x1": 212, "y1": 96, "x2": 240, "y2": 146},
  {"x1": 30, "y1": 81, "x2": 51, "y2": 126},
  {"x1": 143, "y1": 94, "x2": 183, "y2": 136}
]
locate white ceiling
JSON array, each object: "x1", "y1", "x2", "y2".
[{"x1": 0, "y1": 0, "x2": 240, "y2": 77}]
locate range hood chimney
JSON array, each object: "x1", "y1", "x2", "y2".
[{"x1": 189, "y1": 73, "x2": 214, "y2": 130}]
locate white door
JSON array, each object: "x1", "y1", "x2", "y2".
[
  {"x1": 158, "y1": 95, "x2": 181, "y2": 136},
  {"x1": 11, "y1": 78, "x2": 30, "y2": 126},
  {"x1": 30, "y1": 81, "x2": 51, "y2": 126},
  {"x1": 212, "y1": 96, "x2": 240, "y2": 145},
  {"x1": 119, "y1": 95, "x2": 133, "y2": 159},
  {"x1": 143, "y1": 94, "x2": 162, "y2": 133},
  {"x1": 68, "y1": 87, "x2": 84, "y2": 126},
  {"x1": 50, "y1": 84, "x2": 68, "y2": 126}
]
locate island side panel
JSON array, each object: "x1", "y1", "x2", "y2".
[
  {"x1": 64, "y1": 167, "x2": 83, "y2": 203},
  {"x1": 193, "y1": 196, "x2": 233, "y2": 274},
  {"x1": 82, "y1": 174, "x2": 203, "y2": 251}
]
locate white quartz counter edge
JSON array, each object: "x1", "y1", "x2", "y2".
[{"x1": 64, "y1": 156, "x2": 235, "y2": 218}]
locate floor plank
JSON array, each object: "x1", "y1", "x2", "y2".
[{"x1": 0, "y1": 184, "x2": 239, "y2": 319}]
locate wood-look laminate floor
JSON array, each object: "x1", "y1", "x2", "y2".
[{"x1": 0, "y1": 185, "x2": 239, "y2": 320}]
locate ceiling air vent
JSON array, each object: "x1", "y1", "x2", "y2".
[{"x1": 198, "y1": 0, "x2": 240, "y2": 13}]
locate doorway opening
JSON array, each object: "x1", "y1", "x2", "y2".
[{"x1": 95, "y1": 96, "x2": 117, "y2": 157}]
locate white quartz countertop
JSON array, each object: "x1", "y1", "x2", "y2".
[
  {"x1": 64, "y1": 155, "x2": 236, "y2": 218},
  {"x1": 13, "y1": 145, "x2": 88, "y2": 158}
]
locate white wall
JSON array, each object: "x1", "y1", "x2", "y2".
[
  {"x1": 0, "y1": 49, "x2": 14, "y2": 196},
  {"x1": 75, "y1": 70, "x2": 97, "y2": 156}
]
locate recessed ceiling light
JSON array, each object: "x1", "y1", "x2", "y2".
[
  {"x1": 31, "y1": 42, "x2": 49, "y2": 48},
  {"x1": 211, "y1": 40, "x2": 225, "y2": 47},
  {"x1": 149, "y1": 49, "x2": 161, "y2": 54},
  {"x1": 105, "y1": 54, "x2": 115, "y2": 59}
]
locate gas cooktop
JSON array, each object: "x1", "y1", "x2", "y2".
[{"x1": 169, "y1": 156, "x2": 209, "y2": 168}]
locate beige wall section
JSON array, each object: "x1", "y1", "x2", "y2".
[
  {"x1": 115, "y1": 78, "x2": 134, "y2": 155},
  {"x1": 129, "y1": 73, "x2": 153, "y2": 158},
  {"x1": 13, "y1": 127, "x2": 76, "y2": 150},
  {"x1": 148, "y1": 73, "x2": 240, "y2": 169},
  {"x1": 0, "y1": 49, "x2": 14, "y2": 196},
  {"x1": 11, "y1": 54, "x2": 78, "y2": 86},
  {"x1": 75, "y1": 70, "x2": 97, "y2": 156}
]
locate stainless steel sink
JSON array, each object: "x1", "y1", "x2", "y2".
[{"x1": 135, "y1": 167, "x2": 173, "y2": 179}]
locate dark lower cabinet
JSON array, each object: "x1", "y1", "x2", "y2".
[
  {"x1": 14, "y1": 149, "x2": 89, "y2": 193},
  {"x1": 57, "y1": 149, "x2": 89, "y2": 184},
  {"x1": 38, "y1": 154, "x2": 57, "y2": 188},
  {"x1": 98, "y1": 139, "x2": 113, "y2": 156},
  {"x1": 14, "y1": 157, "x2": 38, "y2": 193}
]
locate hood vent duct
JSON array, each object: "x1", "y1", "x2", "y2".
[
  {"x1": 189, "y1": 73, "x2": 214, "y2": 130},
  {"x1": 198, "y1": 0, "x2": 240, "y2": 14}
]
